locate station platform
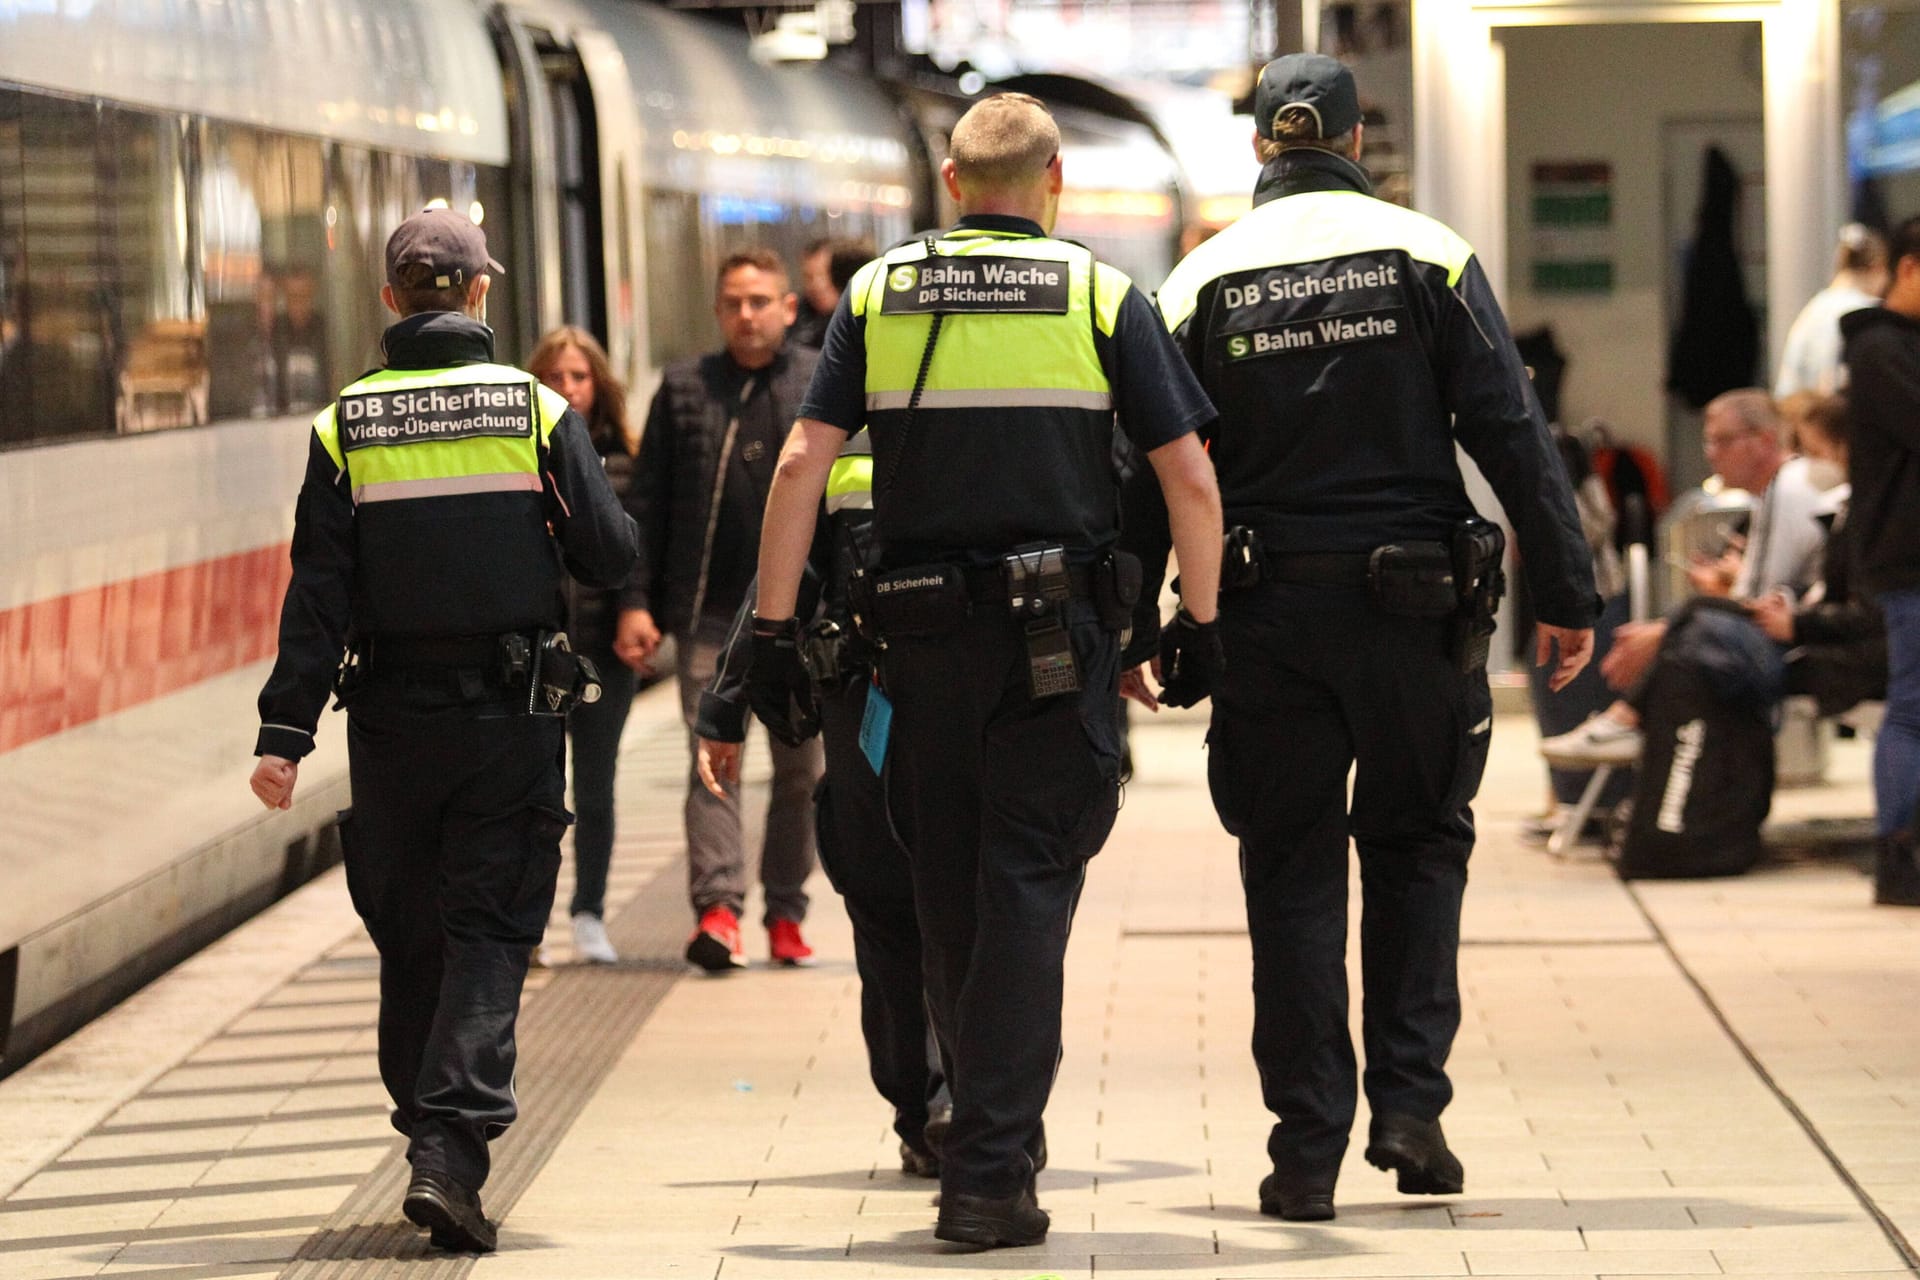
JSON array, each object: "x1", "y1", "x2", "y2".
[{"x1": 2, "y1": 684, "x2": 1916, "y2": 1280}]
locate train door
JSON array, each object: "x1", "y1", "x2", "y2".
[{"x1": 530, "y1": 31, "x2": 608, "y2": 342}]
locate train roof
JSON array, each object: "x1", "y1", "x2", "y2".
[
  {"x1": 0, "y1": 0, "x2": 509, "y2": 164},
  {"x1": 517, "y1": 0, "x2": 914, "y2": 207}
]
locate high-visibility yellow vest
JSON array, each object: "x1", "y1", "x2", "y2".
[
  {"x1": 849, "y1": 229, "x2": 1132, "y2": 558},
  {"x1": 312, "y1": 364, "x2": 569, "y2": 505},
  {"x1": 824, "y1": 429, "x2": 873, "y2": 515}
]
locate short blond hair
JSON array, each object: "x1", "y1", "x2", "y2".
[{"x1": 949, "y1": 93, "x2": 1060, "y2": 190}]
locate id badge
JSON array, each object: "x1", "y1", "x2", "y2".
[{"x1": 858, "y1": 683, "x2": 893, "y2": 775}]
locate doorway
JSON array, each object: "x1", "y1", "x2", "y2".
[{"x1": 1496, "y1": 21, "x2": 1764, "y2": 492}]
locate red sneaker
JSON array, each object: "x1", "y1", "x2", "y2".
[
  {"x1": 685, "y1": 906, "x2": 746, "y2": 973},
  {"x1": 768, "y1": 918, "x2": 815, "y2": 967}
]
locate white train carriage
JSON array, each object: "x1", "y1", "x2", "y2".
[
  {"x1": 0, "y1": 0, "x2": 917, "y2": 1073},
  {"x1": 0, "y1": 0, "x2": 1185, "y2": 1073}
]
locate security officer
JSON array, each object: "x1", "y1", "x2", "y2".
[
  {"x1": 747, "y1": 93, "x2": 1224, "y2": 1249},
  {"x1": 248, "y1": 209, "x2": 637, "y2": 1253},
  {"x1": 693, "y1": 429, "x2": 952, "y2": 1178},
  {"x1": 1134, "y1": 55, "x2": 1598, "y2": 1222}
]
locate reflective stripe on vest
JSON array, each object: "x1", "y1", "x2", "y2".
[
  {"x1": 825, "y1": 429, "x2": 874, "y2": 514},
  {"x1": 850, "y1": 232, "x2": 1127, "y2": 409},
  {"x1": 311, "y1": 365, "x2": 567, "y2": 506},
  {"x1": 1156, "y1": 190, "x2": 1474, "y2": 334}
]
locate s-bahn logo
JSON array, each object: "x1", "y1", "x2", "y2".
[
  {"x1": 1227, "y1": 335, "x2": 1250, "y2": 359},
  {"x1": 888, "y1": 264, "x2": 918, "y2": 293}
]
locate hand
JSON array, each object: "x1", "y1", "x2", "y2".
[
  {"x1": 1156, "y1": 610, "x2": 1224, "y2": 709},
  {"x1": 1119, "y1": 665, "x2": 1160, "y2": 713},
  {"x1": 1747, "y1": 592, "x2": 1795, "y2": 643},
  {"x1": 1685, "y1": 548, "x2": 1740, "y2": 598},
  {"x1": 614, "y1": 608, "x2": 662, "y2": 673},
  {"x1": 1534, "y1": 625, "x2": 1595, "y2": 693},
  {"x1": 250, "y1": 755, "x2": 298, "y2": 810},
  {"x1": 746, "y1": 615, "x2": 819, "y2": 746},
  {"x1": 697, "y1": 738, "x2": 742, "y2": 799},
  {"x1": 1599, "y1": 620, "x2": 1667, "y2": 691}
]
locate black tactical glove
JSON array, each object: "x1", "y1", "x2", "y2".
[
  {"x1": 1157, "y1": 609, "x2": 1224, "y2": 709},
  {"x1": 747, "y1": 615, "x2": 819, "y2": 746}
]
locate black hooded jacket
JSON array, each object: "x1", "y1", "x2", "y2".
[{"x1": 1842, "y1": 304, "x2": 1920, "y2": 595}]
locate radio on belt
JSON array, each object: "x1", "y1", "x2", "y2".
[{"x1": 1003, "y1": 543, "x2": 1080, "y2": 699}]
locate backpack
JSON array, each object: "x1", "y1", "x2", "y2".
[{"x1": 1615, "y1": 606, "x2": 1779, "y2": 879}]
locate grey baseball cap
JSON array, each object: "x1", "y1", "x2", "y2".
[
  {"x1": 384, "y1": 207, "x2": 504, "y2": 290},
  {"x1": 1253, "y1": 53, "x2": 1362, "y2": 141}
]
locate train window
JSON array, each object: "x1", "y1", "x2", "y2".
[
  {"x1": 7, "y1": 91, "x2": 114, "y2": 446},
  {"x1": 272, "y1": 136, "x2": 332, "y2": 416},
  {"x1": 103, "y1": 108, "x2": 207, "y2": 435},
  {"x1": 201, "y1": 125, "x2": 333, "y2": 421},
  {"x1": 0, "y1": 87, "x2": 33, "y2": 448},
  {"x1": 646, "y1": 190, "x2": 707, "y2": 369},
  {"x1": 468, "y1": 162, "x2": 522, "y2": 366}
]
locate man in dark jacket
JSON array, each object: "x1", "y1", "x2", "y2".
[
  {"x1": 1128, "y1": 54, "x2": 1597, "y2": 1223},
  {"x1": 249, "y1": 209, "x2": 638, "y2": 1252},
  {"x1": 620, "y1": 249, "x2": 825, "y2": 968},
  {"x1": 1841, "y1": 213, "x2": 1920, "y2": 905}
]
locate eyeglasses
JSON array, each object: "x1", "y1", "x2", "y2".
[{"x1": 1702, "y1": 428, "x2": 1760, "y2": 451}]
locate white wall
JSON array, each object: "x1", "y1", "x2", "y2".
[{"x1": 1501, "y1": 22, "x2": 1763, "y2": 455}]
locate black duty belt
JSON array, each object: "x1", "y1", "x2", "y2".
[
  {"x1": 368, "y1": 632, "x2": 530, "y2": 668},
  {"x1": 1263, "y1": 552, "x2": 1372, "y2": 587},
  {"x1": 961, "y1": 562, "x2": 1096, "y2": 605}
]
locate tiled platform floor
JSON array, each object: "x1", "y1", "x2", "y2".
[{"x1": 3, "y1": 687, "x2": 1914, "y2": 1279}]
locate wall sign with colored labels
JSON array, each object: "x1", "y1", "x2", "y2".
[{"x1": 883, "y1": 256, "x2": 1071, "y2": 314}]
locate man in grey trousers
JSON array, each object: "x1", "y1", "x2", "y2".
[{"x1": 620, "y1": 248, "x2": 824, "y2": 970}]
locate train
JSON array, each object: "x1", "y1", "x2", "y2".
[{"x1": 0, "y1": 0, "x2": 1192, "y2": 1072}]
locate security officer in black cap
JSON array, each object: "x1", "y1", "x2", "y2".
[
  {"x1": 249, "y1": 208, "x2": 637, "y2": 1253},
  {"x1": 693, "y1": 429, "x2": 952, "y2": 1180},
  {"x1": 747, "y1": 93, "x2": 1224, "y2": 1249},
  {"x1": 1130, "y1": 54, "x2": 1598, "y2": 1222}
]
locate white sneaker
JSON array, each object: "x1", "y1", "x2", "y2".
[
  {"x1": 1539, "y1": 714, "x2": 1644, "y2": 767},
  {"x1": 571, "y1": 912, "x2": 618, "y2": 965}
]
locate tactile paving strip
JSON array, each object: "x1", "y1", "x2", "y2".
[{"x1": 278, "y1": 856, "x2": 693, "y2": 1278}]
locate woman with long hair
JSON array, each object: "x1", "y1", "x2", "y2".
[{"x1": 528, "y1": 326, "x2": 639, "y2": 963}]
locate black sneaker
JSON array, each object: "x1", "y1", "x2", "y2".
[
  {"x1": 923, "y1": 1104, "x2": 952, "y2": 1160},
  {"x1": 1258, "y1": 1171, "x2": 1336, "y2": 1221},
  {"x1": 901, "y1": 1139, "x2": 940, "y2": 1178},
  {"x1": 934, "y1": 1188, "x2": 1049, "y2": 1248},
  {"x1": 1875, "y1": 831, "x2": 1920, "y2": 906},
  {"x1": 1364, "y1": 1112, "x2": 1464, "y2": 1196},
  {"x1": 403, "y1": 1170, "x2": 497, "y2": 1253}
]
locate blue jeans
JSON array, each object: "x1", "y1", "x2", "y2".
[
  {"x1": 566, "y1": 640, "x2": 637, "y2": 918},
  {"x1": 1876, "y1": 587, "x2": 1920, "y2": 836}
]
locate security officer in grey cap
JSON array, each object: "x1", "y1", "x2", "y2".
[
  {"x1": 1128, "y1": 53, "x2": 1598, "y2": 1221},
  {"x1": 250, "y1": 207, "x2": 637, "y2": 1252}
]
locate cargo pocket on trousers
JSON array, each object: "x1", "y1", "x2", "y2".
[
  {"x1": 1439, "y1": 676, "x2": 1495, "y2": 817},
  {"x1": 505, "y1": 803, "x2": 571, "y2": 936},
  {"x1": 337, "y1": 810, "x2": 382, "y2": 934},
  {"x1": 812, "y1": 776, "x2": 850, "y2": 896},
  {"x1": 1067, "y1": 628, "x2": 1123, "y2": 862}
]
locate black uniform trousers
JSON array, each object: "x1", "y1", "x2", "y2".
[
  {"x1": 813, "y1": 675, "x2": 946, "y2": 1149},
  {"x1": 340, "y1": 670, "x2": 570, "y2": 1190},
  {"x1": 1207, "y1": 582, "x2": 1491, "y2": 1186},
  {"x1": 882, "y1": 601, "x2": 1122, "y2": 1198}
]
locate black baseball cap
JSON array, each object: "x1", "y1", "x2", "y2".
[
  {"x1": 1253, "y1": 53, "x2": 1362, "y2": 141},
  {"x1": 385, "y1": 207, "x2": 504, "y2": 290}
]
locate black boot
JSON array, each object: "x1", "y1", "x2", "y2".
[
  {"x1": 403, "y1": 1170, "x2": 497, "y2": 1253},
  {"x1": 934, "y1": 1187, "x2": 1049, "y2": 1248},
  {"x1": 1875, "y1": 829, "x2": 1920, "y2": 906},
  {"x1": 1365, "y1": 1112, "x2": 1464, "y2": 1196},
  {"x1": 1258, "y1": 1170, "x2": 1336, "y2": 1221}
]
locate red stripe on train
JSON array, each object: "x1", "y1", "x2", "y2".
[{"x1": 0, "y1": 545, "x2": 292, "y2": 756}]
